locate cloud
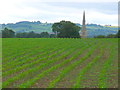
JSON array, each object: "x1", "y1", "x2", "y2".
[
  {"x1": 0, "y1": 0, "x2": 118, "y2": 26},
  {"x1": 17, "y1": 0, "x2": 118, "y2": 3},
  {"x1": 86, "y1": 11, "x2": 117, "y2": 25}
]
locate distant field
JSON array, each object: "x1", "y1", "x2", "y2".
[
  {"x1": 2, "y1": 38, "x2": 118, "y2": 88},
  {"x1": 104, "y1": 26, "x2": 118, "y2": 28}
]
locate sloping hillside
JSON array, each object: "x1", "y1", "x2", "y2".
[{"x1": 1, "y1": 21, "x2": 118, "y2": 37}]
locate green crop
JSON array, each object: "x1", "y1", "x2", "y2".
[{"x1": 2, "y1": 38, "x2": 118, "y2": 88}]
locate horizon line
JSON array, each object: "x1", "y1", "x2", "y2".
[{"x1": 0, "y1": 20, "x2": 118, "y2": 26}]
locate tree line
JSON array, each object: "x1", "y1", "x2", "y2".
[
  {"x1": 1, "y1": 20, "x2": 120, "y2": 38},
  {"x1": 94, "y1": 31, "x2": 120, "y2": 38},
  {"x1": 1, "y1": 20, "x2": 81, "y2": 38},
  {"x1": 1, "y1": 28, "x2": 56, "y2": 38}
]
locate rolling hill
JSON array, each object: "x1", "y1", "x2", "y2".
[{"x1": 0, "y1": 21, "x2": 118, "y2": 37}]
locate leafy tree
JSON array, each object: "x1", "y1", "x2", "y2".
[
  {"x1": 2, "y1": 28, "x2": 15, "y2": 38},
  {"x1": 40, "y1": 32, "x2": 50, "y2": 38},
  {"x1": 106, "y1": 34, "x2": 116, "y2": 38},
  {"x1": 16, "y1": 31, "x2": 50, "y2": 38},
  {"x1": 50, "y1": 34, "x2": 56, "y2": 38},
  {"x1": 94, "y1": 35, "x2": 106, "y2": 38},
  {"x1": 27, "y1": 31, "x2": 36, "y2": 38},
  {"x1": 52, "y1": 20, "x2": 81, "y2": 38},
  {"x1": 116, "y1": 30, "x2": 120, "y2": 38},
  {"x1": 16, "y1": 32, "x2": 28, "y2": 38},
  {"x1": 0, "y1": 31, "x2": 2, "y2": 38},
  {"x1": 16, "y1": 31, "x2": 41, "y2": 38}
]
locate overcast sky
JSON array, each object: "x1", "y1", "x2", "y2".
[{"x1": 0, "y1": 0, "x2": 118, "y2": 26}]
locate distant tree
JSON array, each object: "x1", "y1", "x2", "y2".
[
  {"x1": 52, "y1": 20, "x2": 81, "y2": 38},
  {"x1": 94, "y1": 35, "x2": 106, "y2": 38},
  {"x1": 106, "y1": 34, "x2": 116, "y2": 38},
  {"x1": 16, "y1": 31, "x2": 41, "y2": 38},
  {"x1": 50, "y1": 34, "x2": 56, "y2": 38},
  {"x1": 0, "y1": 31, "x2": 2, "y2": 38},
  {"x1": 40, "y1": 32, "x2": 50, "y2": 38},
  {"x1": 2, "y1": 28, "x2": 15, "y2": 38},
  {"x1": 35, "y1": 33, "x2": 41, "y2": 38},
  {"x1": 116, "y1": 30, "x2": 120, "y2": 38},
  {"x1": 27, "y1": 31, "x2": 36, "y2": 38},
  {"x1": 106, "y1": 30, "x2": 120, "y2": 38},
  {"x1": 16, "y1": 32, "x2": 28, "y2": 38}
]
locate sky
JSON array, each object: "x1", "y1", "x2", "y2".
[{"x1": 0, "y1": 0, "x2": 118, "y2": 26}]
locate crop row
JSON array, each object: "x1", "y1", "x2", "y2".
[
  {"x1": 98, "y1": 45, "x2": 116, "y2": 88},
  {"x1": 17, "y1": 42, "x2": 99, "y2": 88},
  {"x1": 73, "y1": 45, "x2": 104, "y2": 88},
  {"x1": 3, "y1": 43, "x2": 66, "y2": 71},
  {"x1": 3, "y1": 39, "x2": 65, "y2": 64},
  {"x1": 48, "y1": 42, "x2": 100, "y2": 88},
  {"x1": 3, "y1": 40, "x2": 89, "y2": 87},
  {"x1": 3, "y1": 40, "x2": 82, "y2": 77}
]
